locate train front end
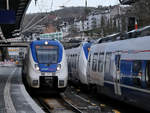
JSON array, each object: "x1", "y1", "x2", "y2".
[
  {"x1": 28, "y1": 40, "x2": 68, "y2": 91},
  {"x1": 78, "y1": 42, "x2": 91, "y2": 85}
]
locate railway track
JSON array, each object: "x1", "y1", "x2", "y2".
[
  {"x1": 35, "y1": 93, "x2": 101, "y2": 113},
  {"x1": 35, "y1": 94, "x2": 83, "y2": 113},
  {"x1": 67, "y1": 85, "x2": 149, "y2": 113}
]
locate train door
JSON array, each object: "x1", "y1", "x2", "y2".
[
  {"x1": 87, "y1": 54, "x2": 91, "y2": 82},
  {"x1": 72, "y1": 55, "x2": 75, "y2": 76},
  {"x1": 75, "y1": 54, "x2": 78, "y2": 76},
  {"x1": 145, "y1": 61, "x2": 150, "y2": 88},
  {"x1": 114, "y1": 54, "x2": 122, "y2": 95},
  {"x1": 75, "y1": 53, "x2": 80, "y2": 80},
  {"x1": 73, "y1": 54, "x2": 77, "y2": 80}
]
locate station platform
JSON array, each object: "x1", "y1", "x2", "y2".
[{"x1": 0, "y1": 66, "x2": 44, "y2": 113}]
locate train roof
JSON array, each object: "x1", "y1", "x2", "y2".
[
  {"x1": 65, "y1": 41, "x2": 91, "y2": 50},
  {"x1": 30, "y1": 39, "x2": 64, "y2": 48},
  {"x1": 96, "y1": 25, "x2": 150, "y2": 44},
  {"x1": 97, "y1": 33, "x2": 121, "y2": 43},
  {"x1": 31, "y1": 39, "x2": 59, "y2": 44},
  {"x1": 91, "y1": 35, "x2": 150, "y2": 52}
]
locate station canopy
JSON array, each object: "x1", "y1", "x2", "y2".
[
  {"x1": 119, "y1": 0, "x2": 136, "y2": 5},
  {"x1": 0, "y1": 0, "x2": 31, "y2": 39}
]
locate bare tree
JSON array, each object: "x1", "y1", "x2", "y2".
[{"x1": 131, "y1": 0, "x2": 150, "y2": 27}]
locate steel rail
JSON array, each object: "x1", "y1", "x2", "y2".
[
  {"x1": 36, "y1": 98, "x2": 52, "y2": 113},
  {"x1": 35, "y1": 94, "x2": 84, "y2": 113},
  {"x1": 60, "y1": 93, "x2": 83, "y2": 113}
]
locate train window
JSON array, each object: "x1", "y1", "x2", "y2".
[
  {"x1": 98, "y1": 60, "x2": 103, "y2": 72},
  {"x1": 132, "y1": 61, "x2": 142, "y2": 74},
  {"x1": 92, "y1": 60, "x2": 97, "y2": 71},
  {"x1": 74, "y1": 55, "x2": 75, "y2": 69},
  {"x1": 98, "y1": 53, "x2": 104, "y2": 72},
  {"x1": 36, "y1": 46, "x2": 58, "y2": 64},
  {"x1": 77, "y1": 55, "x2": 79, "y2": 62},
  {"x1": 120, "y1": 60, "x2": 130, "y2": 75},
  {"x1": 76, "y1": 54, "x2": 78, "y2": 68},
  {"x1": 71, "y1": 55, "x2": 73, "y2": 67},
  {"x1": 74, "y1": 55, "x2": 76, "y2": 68},
  {"x1": 75, "y1": 54, "x2": 77, "y2": 69},
  {"x1": 73, "y1": 54, "x2": 74, "y2": 68},
  {"x1": 146, "y1": 61, "x2": 150, "y2": 87},
  {"x1": 88, "y1": 54, "x2": 91, "y2": 66},
  {"x1": 92, "y1": 53, "x2": 98, "y2": 71},
  {"x1": 132, "y1": 61, "x2": 142, "y2": 87},
  {"x1": 74, "y1": 55, "x2": 76, "y2": 69},
  {"x1": 105, "y1": 53, "x2": 112, "y2": 73}
]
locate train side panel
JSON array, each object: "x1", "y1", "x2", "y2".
[{"x1": 87, "y1": 36, "x2": 150, "y2": 111}]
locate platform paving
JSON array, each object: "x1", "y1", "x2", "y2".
[{"x1": 0, "y1": 66, "x2": 45, "y2": 113}]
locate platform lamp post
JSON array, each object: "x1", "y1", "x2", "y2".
[
  {"x1": 82, "y1": 0, "x2": 87, "y2": 40},
  {"x1": 6, "y1": 0, "x2": 9, "y2": 10}
]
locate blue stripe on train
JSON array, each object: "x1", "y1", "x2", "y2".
[{"x1": 83, "y1": 42, "x2": 91, "y2": 59}]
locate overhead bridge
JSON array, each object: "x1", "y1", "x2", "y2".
[
  {"x1": 0, "y1": 39, "x2": 31, "y2": 47},
  {"x1": 0, "y1": 43, "x2": 29, "y2": 47},
  {"x1": 0, "y1": 0, "x2": 31, "y2": 39}
]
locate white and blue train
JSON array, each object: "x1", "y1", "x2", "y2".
[
  {"x1": 66, "y1": 42, "x2": 91, "y2": 85},
  {"x1": 87, "y1": 35, "x2": 150, "y2": 111},
  {"x1": 23, "y1": 39, "x2": 68, "y2": 92}
]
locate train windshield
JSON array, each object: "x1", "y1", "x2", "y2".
[{"x1": 36, "y1": 45, "x2": 58, "y2": 64}]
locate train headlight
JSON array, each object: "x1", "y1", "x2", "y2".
[
  {"x1": 45, "y1": 41, "x2": 48, "y2": 45},
  {"x1": 35, "y1": 64, "x2": 39, "y2": 71},
  {"x1": 57, "y1": 64, "x2": 61, "y2": 71}
]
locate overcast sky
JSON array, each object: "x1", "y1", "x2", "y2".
[{"x1": 27, "y1": 0, "x2": 120, "y2": 13}]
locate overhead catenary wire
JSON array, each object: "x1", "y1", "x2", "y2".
[
  {"x1": 23, "y1": 0, "x2": 81, "y2": 33},
  {"x1": 63, "y1": 0, "x2": 72, "y2": 5},
  {"x1": 23, "y1": 15, "x2": 39, "y2": 30},
  {"x1": 22, "y1": 1, "x2": 44, "y2": 31},
  {"x1": 60, "y1": 0, "x2": 73, "y2": 8},
  {"x1": 21, "y1": 16, "x2": 48, "y2": 33},
  {"x1": 22, "y1": 0, "x2": 53, "y2": 33},
  {"x1": 50, "y1": 0, "x2": 53, "y2": 11},
  {"x1": 23, "y1": 0, "x2": 45, "y2": 31}
]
